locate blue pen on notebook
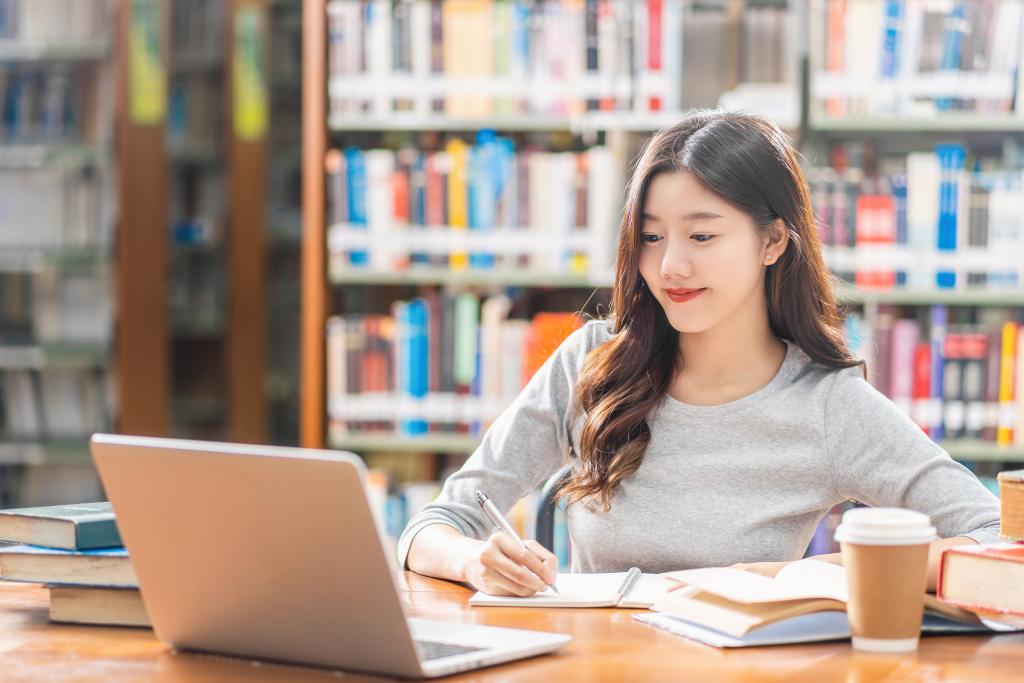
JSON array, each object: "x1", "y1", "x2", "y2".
[{"x1": 474, "y1": 490, "x2": 559, "y2": 595}]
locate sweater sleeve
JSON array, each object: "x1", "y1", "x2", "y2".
[
  {"x1": 825, "y1": 366, "x2": 1001, "y2": 545},
  {"x1": 395, "y1": 320, "x2": 611, "y2": 569}
]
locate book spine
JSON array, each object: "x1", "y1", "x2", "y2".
[{"x1": 997, "y1": 322, "x2": 1018, "y2": 446}]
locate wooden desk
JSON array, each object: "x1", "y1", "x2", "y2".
[{"x1": 2, "y1": 574, "x2": 1023, "y2": 682}]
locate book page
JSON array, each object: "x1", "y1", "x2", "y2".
[
  {"x1": 469, "y1": 572, "x2": 632, "y2": 608},
  {"x1": 618, "y1": 574, "x2": 675, "y2": 608},
  {"x1": 663, "y1": 560, "x2": 847, "y2": 604}
]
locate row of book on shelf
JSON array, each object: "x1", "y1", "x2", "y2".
[
  {"x1": 0, "y1": 368, "x2": 111, "y2": 440},
  {"x1": 812, "y1": 143, "x2": 1024, "y2": 290},
  {"x1": 0, "y1": 474, "x2": 1021, "y2": 630},
  {"x1": 0, "y1": 166, "x2": 112, "y2": 250},
  {"x1": 326, "y1": 292, "x2": 1024, "y2": 449},
  {"x1": 0, "y1": 64, "x2": 108, "y2": 144},
  {"x1": 812, "y1": 0, "x2": 1024, "y2": 117},
  {"x1": 845, "y1": 305, "x2": 1024, "y2": 446},
  {"x1": 325, "y1": 136, "x2": 623, "y2": 279},
  {"x1": 327, "y1": 0, "x2": 792, "y2": 120},
  {"x1": 327, "y1": 139, "x2": 1024, "y2": 290},
  {"x1": 327, "y1": 293, "x2": 581, "y2": 439},
  {"x1": 0, "y1": 0, "x2": 110, "y2": 42}
]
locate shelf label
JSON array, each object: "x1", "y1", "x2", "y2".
[
  {"x1": 129, "y1": 0, "x2": 166, "y2": 125},
  {"x1": 233, "y1": 5, "x2": 268, "y2": 142}
]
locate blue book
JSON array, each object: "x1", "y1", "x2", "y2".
[
  {"x1": 934, "y1": 143, "x2": 964, "y2": 288},
  {"x1": 0, "y1": 544, "x2": 135, "y2": 587},
  {"x1": 935, "y1": 3, "x2": 966, "y2": 111},
  {"x1": 891, "y1": 173, "x2": 908, "y2": 286},
  {"x1": 469, "y1": 130, "x2": 499, "y2": 268},
  {"x1": 344, "y1": 146, "x2": 368, "y2": 266},
  {"x1": 930, "y1": 304, "x2": 948, "y2": 442},
  {"x1": 402, "y1": 298, "x2": 429, "y2": 435},
  {"x1": 0, "y1": 502, "x2": 120, "y2": 550},
  {"x1": 880, "y1": 0, "x2": 903, "y2": 79}
]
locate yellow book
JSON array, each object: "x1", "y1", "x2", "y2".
[
  {"x1": 442, "y1": 0, "x2": 493, "y2": 118},
  {"x1": 998, "y1": 322, "x2": 1017, "y2": 447},
  {"x1": 446, "y1": 138, "x2": 469, "y2": 270}
]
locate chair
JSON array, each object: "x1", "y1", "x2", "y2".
[{"x1": 533, "y1": 464, "x2": 572, "y2": 553}]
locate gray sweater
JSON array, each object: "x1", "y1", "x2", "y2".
[{"x1": 397, "y1": 321, "x2": 1001, "y2": 573}]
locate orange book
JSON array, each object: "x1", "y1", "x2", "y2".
[
  {"x1": 522, "y1": 313, "x2": 583, "y2": 386},
  {"x1": 938, "y1": 543, "x2": 1024, "y2": 625}
]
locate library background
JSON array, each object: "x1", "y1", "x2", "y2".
[{"x1": 1, "y1": 0, "x2": 1023, "y2": 568}]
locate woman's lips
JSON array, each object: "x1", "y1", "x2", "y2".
[{"x1": 666, "y1": 287, "x2": 707, "y2": 303}]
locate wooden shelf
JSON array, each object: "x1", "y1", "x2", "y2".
[
  {"x1": 326, "y1": 434, "x2": 1024, "y2": 462},
  {"x1": 330, "y1": 433, "x2": 480, "y2": 455},
  {"x1": 0, "y1": 344, "x2": 111, "y2": 369},
  {"x1": 329, "y1": 267, "x2": 606, "y2": 289},
  {"x1": 0, "y1": 439, "x2": 93, "y2": 466},
  {"x1": 0, "y1": 246, "x2": 112, "y2": 273},
  {"x1": 0, "y1": 40, "x2": 110, "y2": 61},
  {"x1": 0, "y1": 143, "x2": 110, "y2": 168},
  {"x1": 811, "y1": 114, "x2": 1024, "y2": 134},
  {"x1": 833, "y1": 284, "x2": 1024, "y2": 307},
  {"x1": 328, "y1": 111, "x2": 693, "y2": 134}
]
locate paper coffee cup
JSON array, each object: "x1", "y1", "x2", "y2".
[{"x1": 834, "y1": 508, "x2": 936, "y2": 653}]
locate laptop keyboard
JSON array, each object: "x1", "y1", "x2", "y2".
[{"x1": 415, "y1": 640, "x2": 488, "y2": 661}]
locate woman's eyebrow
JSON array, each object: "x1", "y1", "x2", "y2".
[{"x1": 640, "y1": 211, "x2": 723, "y2": 222}]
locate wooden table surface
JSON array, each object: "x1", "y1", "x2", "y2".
[{"x1": 2, "y1": 574, "x2": 1023, "y2": 682}]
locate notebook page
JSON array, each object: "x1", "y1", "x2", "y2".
[{"x1": 468, "y1": 572, "x2": 631, "y2": 607}]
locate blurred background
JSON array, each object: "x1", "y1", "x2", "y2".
[{"x1": 0, "y1": 0, "x2": 1022, "y2": 564}]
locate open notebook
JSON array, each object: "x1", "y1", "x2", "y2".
[{"x1": 469, "y1": 569, "x2": 674, "y2": 608}]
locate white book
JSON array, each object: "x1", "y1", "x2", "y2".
[
  {"x1": 470, "y1": 570, "x2": 674, "y2": 609},
  {"x1": 409, "y1": 0, "x2": 432, "y2": 116},
  {"x1": 586, "y1": 146, "x2": 621, "y2": 282},
  {"x1": 905, "y1": 151, "x2": 940, "y2": 288},
  {"x1": 364, "y1": 150, "x2": 394, "y2": 271},
  {"x1": 367, "y1": 0, "x2": 392, "y2": 116}
]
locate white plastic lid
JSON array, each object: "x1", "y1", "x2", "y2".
[{"x1": 833, "y1": 507, "x2": 936, "y2": 546}]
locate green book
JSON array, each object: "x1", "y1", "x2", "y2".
[{"x1": 0, "y1": 502, "x2": 120, "y2": 550}]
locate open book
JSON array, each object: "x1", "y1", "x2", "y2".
[
  {"x1": 469, "y1": 568, "x2": 674, "y2": 608},
  {"x1": 634, "y1": 559, "x2": 1020, "y2": 648}
]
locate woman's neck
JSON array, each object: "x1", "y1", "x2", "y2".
[{"x1": 670, "y1": 308, "x2": 787, "y2": 407}]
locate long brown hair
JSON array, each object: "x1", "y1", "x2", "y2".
[{"x1": 558, "y1": 110, "x2": 863, "y2": 511}]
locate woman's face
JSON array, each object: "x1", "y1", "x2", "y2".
[{"x1": 637, "y1": 170, "x2": 771, "y2": 336}]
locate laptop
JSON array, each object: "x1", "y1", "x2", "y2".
[{"x1": 90, "y1": 434, "x2": 571, "y2": 678}]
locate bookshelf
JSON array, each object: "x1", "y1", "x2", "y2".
[
  {"x1": 303, "y1": 1, "x2": 1024, "y2": 543},
  {"x1": 0, "y1": 0, "x2": 120, "y2": 506},
  {"x1": 265, "y1": 0, "x2": 303, "y2": 444}
]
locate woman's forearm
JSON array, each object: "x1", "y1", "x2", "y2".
[
  {"x1": 807, "y1": 536, "x2": 978, "y2": 593},
  {"x1": 405, "y1": 523, "x2": 485, "y2": 583}
]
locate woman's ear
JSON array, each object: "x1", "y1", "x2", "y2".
[{"x1": 763, "y1": 218, "x2": 790, "y2": 264}]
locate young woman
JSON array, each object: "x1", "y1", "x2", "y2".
[{"x1": 398, "y1": 110, "x2": 1000, "y2": 597}]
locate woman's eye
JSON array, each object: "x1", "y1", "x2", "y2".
[
  {"x1": 640, "y1": 233, "x2": 663, "y2": 244},
  {"x1": 692, "y1": 234, "x2": 715, "y2": 243}
]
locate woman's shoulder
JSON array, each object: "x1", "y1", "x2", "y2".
[
  {"x1": 551, "y1": 318, "x2": 615, "y2": 373},
  {"x1": 785, "y1": 342, "x2": 869, "y2": 399}
]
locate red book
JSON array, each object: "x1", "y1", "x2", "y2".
[
  {"x1": 853, "y1": 194, "x2": 896, "y2": 289},
  {"x1": 646, "y1": 0, "x2": 662, "y2": 112},
  {"x1": 938, "y1": 543, "x2": 1024, "y2": 624},
  {"x1": 911, "y1": 342, "x2": 931, "y2": 435}
]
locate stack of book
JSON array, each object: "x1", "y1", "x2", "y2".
[
  {"x1": 809, "y1": 142, "x2": 1024, "y2": 291},
  {"x1": 326, "y1": 295, "x2": 581, "y2": 439},
  {"x1": 812, "y1": 0, "x2": 1024, "y2": 118},
  {"x1": 0, "y1": 502, "x2": 147, "y2": 628},
  {"x1": 843, "y1": 306, "x2": 1024, "y2": 450},
  {"x1": 936, "y1": 469, "x2": 1024, "y2": 626},
  {"x1": 325, "y1": 136, "x2": 624, "y2": 281}
]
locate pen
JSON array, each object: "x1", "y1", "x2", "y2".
[
  {"x1": 474, "y1": 489, "x2": 560, "y2": 595},
  {"x1": 615, "y1": 567, "x2": 642, "y2": 604}
]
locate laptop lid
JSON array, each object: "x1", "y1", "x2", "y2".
[{"x1": 90, "y1": 434, "x2": 426, "y2": 678}]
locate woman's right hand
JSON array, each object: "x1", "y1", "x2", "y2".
[{"x1": 461, "y1": 531, "x2": 559, "y2": 597}]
